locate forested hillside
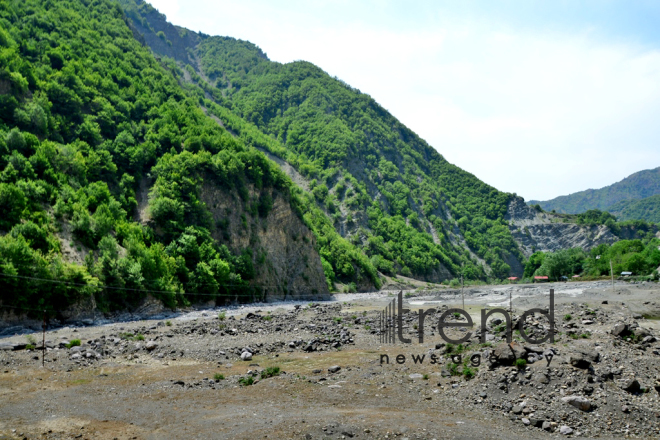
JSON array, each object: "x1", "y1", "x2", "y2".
[
  {"x1": 607, "y1": 194, "x2": 660, "y2": 223},
  {"x1": 4, "y1": 0, "x2": 655, "y2": 318},
  {"x1": 119, "y1": 0, "x2": 524, "y2": 283},
  {"x1": 528, "y1": 166, "x2": 660, "y2": 215},
  {"x1": 0, "y1": 0, "x2": 383, "y2": 317}
]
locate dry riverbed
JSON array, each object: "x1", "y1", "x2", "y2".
[{"x1": 1, "y1": 280, "x2": 660, "y2": 439}]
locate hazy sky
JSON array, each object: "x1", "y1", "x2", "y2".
[{"x1": 148, "y1": 0, "x2": 660, "y2": 201}]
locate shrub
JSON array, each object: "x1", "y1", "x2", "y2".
[
  {"x1": 238, "y1": 376, "x2": 254, "y2": 386},
  {"x1": 564, "y1": 314, "x2": 572, "y2": 321},
  {"x1": 134, "y1": 334, "x2": 145, "y2": 341},
  {"x1": 26, "y1": 344, "x2": 36, "y2": 350},
  {"x1": 333, "y1": 317, "x2": 342, "y2": 323},
  {"x1": 515, "y1": 358, "x2": 527, "y2": 369},
  {"x1": 165, "y1": 320, "x2": 172, "y2": 326},
  {"x1": 448, "y1": 362, "x2": 461, "y2": 376},
  {"x1": 364, "y1": 325, "x2": 371, "y2": 330},
  {"x1": 463, "y1": 367, "x2": 475, "y2": 380},
  {"x1": 422, "y1": 374, "x2": 429, "y2": 380},
  {"x1": 66, "y1": 339, "x2": 81, "y2": 348},
  {"x1": 213, "y1": 373, "x2": 225, "y2": 381},
  {"x1": 25, "y1": 335, "x2": 37, "y2": 345},
  {"x1": 260, "y1": 366, "x2": 280, "y2": 379},
  {"x1": 262, "y1": 315, "x2": 272, "y2": 321},
  {"x1": 218, "y1": 311, "x2": 226, "y2": 321}
]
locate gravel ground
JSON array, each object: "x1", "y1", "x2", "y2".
[{"x1": 1, "y1": 280, "x2": 659, "y2": 439}]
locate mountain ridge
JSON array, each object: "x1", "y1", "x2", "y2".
[{"x1": 528, "y1": 166, "x2": 660, "y2": 216}]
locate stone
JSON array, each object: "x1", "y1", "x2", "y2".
[
  {"x1": 408, "y1": 373, "x2": 423, "y2": 379},
  {"x1": 240, "y1": 351, "x2": 252, "y2": 361},
  {"x1": 561, "y1": 395, "x2": 591, "y2": 411},
  {"x1": 569, "y1": 348, "x2": 599, "y2": 369},
  {"x1": 328, "y1": 365, "x2": 341, "y2": 373},
  {"x1": 542, "y1": 421, "x2": 553, "y2": 431},
  {"x1": 512, "y1": 405, "x2": 523, "y2": 415},
  {"x1": 146, "y1": 341, "x2": 158, "y2": 351},
  {"x1": 621, "y1": 378, "x2": 641, "y2": 393},
  {"x1": 559, "y1": 426, "x2": 573, "y2": 435},
  {"x1": 521, "y1": 418, "x2": 530, "y2": 425},
  {"x1": 612, "y1": 323, "x2": 630, "y2": 337},
  {"x1": 492, "y1": 342, "x2": 526, "y2": 366}
]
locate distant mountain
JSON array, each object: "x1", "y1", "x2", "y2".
[
  {"x1": 528, "y1": 167, "x2": 660, "y2": 215},
  {"x1": 607, "y1": 194, "x2": 660, "y2": 223}
]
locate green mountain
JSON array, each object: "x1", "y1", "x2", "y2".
[
  {"x1": 528, "y1": 167, "x2": 660, "y2": 215},
  {"x1": 120, "y1": 0, "x2": 524, "y2": 280},
  {"x1": 607, "y1": 194, "x2": 660, "y2": 223},
  {"x1": 5, "y1": 0, "x2": 641, "y2": 316}
]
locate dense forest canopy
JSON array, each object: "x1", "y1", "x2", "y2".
[{"x1": 0, "y1": 0, "x2": 380, "y2": 316}]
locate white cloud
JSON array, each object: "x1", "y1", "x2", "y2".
[{"x1": 149, "y1": 0, "x2": 660, "y2": 201}]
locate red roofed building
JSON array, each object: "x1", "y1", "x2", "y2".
[{"x1": 534, "y1": 276, "x2": 549, "y2": 283}]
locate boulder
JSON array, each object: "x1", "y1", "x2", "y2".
[
  {"x1": 621, "y1": 378, "x2": 641, "y2": 394},
  {"x1": 328, "y1": 365, "x2": 341, "y2": 373},
  {"x1": 569, "y1": 347, "x2": 599, "y2": 369},
  {"x1": 492, "y1": 342, "x2": 526, "y2": 366},
  {"x1": 240, "y1": 351, "x2": 252, "y2": 361},
  {"x1": 612, "y1": 323, "x2": 630, "y2": 337},
  {"x1": 561, "y1": 395, "x2": 591, "y2": 411},
  {"x1": 146, "y1": 340, "x2": 158, "y2": 351}
]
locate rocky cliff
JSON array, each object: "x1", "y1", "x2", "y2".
[
  {"x1": 507, "y1": 197, "x2": 618, "y2": 258},
  {"x1": 200, "y1": 181, "x2": 329, "y2": 301}
]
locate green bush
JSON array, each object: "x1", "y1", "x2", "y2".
[
  {"x1": 66, "y1": 339, "x2": 81, "y2": 348},
  {"x1": 213, "y1": 373, "x2": 224, "y2": 381},
  {"x1": 218, "y1": 311, "x2": 226, "y2": 321},
  {"x1": 260, "y1": 366, "x2": 280, "y2": 379},
  {"x1": 463, "y1": 367, "x2": 475, "y2": 380},
  {"x1": 238, "y1": 376, "x2": 254, "y2": 386},
  {"x1": 515, "y1": 358, "x2": 527, "y2": 369}
]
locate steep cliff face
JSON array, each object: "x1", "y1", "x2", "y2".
[
  {"x1": 199, "y1": 181, "x2": 329, "y2": 301},
  {"x1": 507, "y1": 197, "x2": 618, "y2": 258}
]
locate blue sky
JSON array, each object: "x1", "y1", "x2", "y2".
[{"x1": 148, "y1": 0, "x2": 660, "y2": 201}]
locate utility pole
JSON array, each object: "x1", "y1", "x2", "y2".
[
  {"x1": 461, "y1": 273, "x2": 464, "y2": 311},
  {"x1": 42, "y1": 310, "x2": 45, "y2": 368},
  {"x1": 510, "y1": 290, "x2": 512, "y2": 313},
  {"x1": 610, "y1": 259, "x2": 614, "y2": 293}
]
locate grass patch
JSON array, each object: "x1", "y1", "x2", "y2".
[
  {"x1": 448, "y1": 362, "x2": 461, "y2": 376},
  {"x1": 262, "y1": 315, "x2": 272, "y2": 321},
  {"x1": 66, "y1": 339, "x2": 81, "y2": 349},
  {"x1": 214, "y1": 373, "x2": 225, "y2": 381},
  {"x1": 218, "y1": 311, "x2": 226, "y2": 321},
  {"x1": 25, "y1": 344, "x2": 36, "y2": 350},
  {"x1": 333, "y1": 317, "x2": 342, "y2": 323},
  {"x1": 238, "y1": 376, "x2": 255, "y2": 386},
  {"x1": 422, "y1": 373, "x2": 429, "y2": 380},
  {"x1": 166, "y1": 320, "x2": 172, "y2": 326},
  {"x1": 463, "y1": 367, "x2": 476, "y2": 380},
  {"x1": 515, "y1": 358, "x2": 527, "y2": 369},
  {"x1": 564, "y1": 314, "x2": 572, "y2": 321},
  {"x1": 260, "y1": 366, "x2": 281, "y2": 379}
]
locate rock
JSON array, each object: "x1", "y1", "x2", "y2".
[
  {"x1": 561, "y1": 395, "x2": 591, "y2": 411},
  {"x1": 512, "y1": 405, "x2": 523, "y2": 415},
  {"x1": 559, "y1": 426, "x2": 573, "y2": 435},
  {"x1": 440, "y1": 369, "x2": 451, "y2": 377},
  {"x1": 621, "y1": 378, "x2": 641, "y2": 394},
  {"x1": 612, "y1": 323, "x2": 630, "y2": 337},
  {"x1": 328, "y1": 365, "x2": 341, "y2": 373},
  {"x1": 240, "y1": 351, "x2": 252, "y2": 361},
  {"x1": 569, "y1": 348, "x2": 599, "y2": 369},
  {"x1": 529, "y1": 418, "x2": 543, "y2": 428},
  {"x1": 81, "y1": 319, "x2": 94, "y2": 326},
  {"x1": 582, "y1": 320, "x2": 594, "y2": 325},
  {"x1": 542, "y1": 421, "x2": 553, "y2": 431},
  {"x1": 492, "y1": 342, "x2": 526, "y2": 366},
  {"x1": 521, "y1": 417, "x2": 530, "y2": 425},
  {"x1": 409, "y1": 373, "x2": 423, "y2": 379},
  {"x1": 622, "y1": 405, "x2": 630, "y2": 413},
  {"x1": 146, "y1": 341, "x2": 158, "y2": 351}
]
